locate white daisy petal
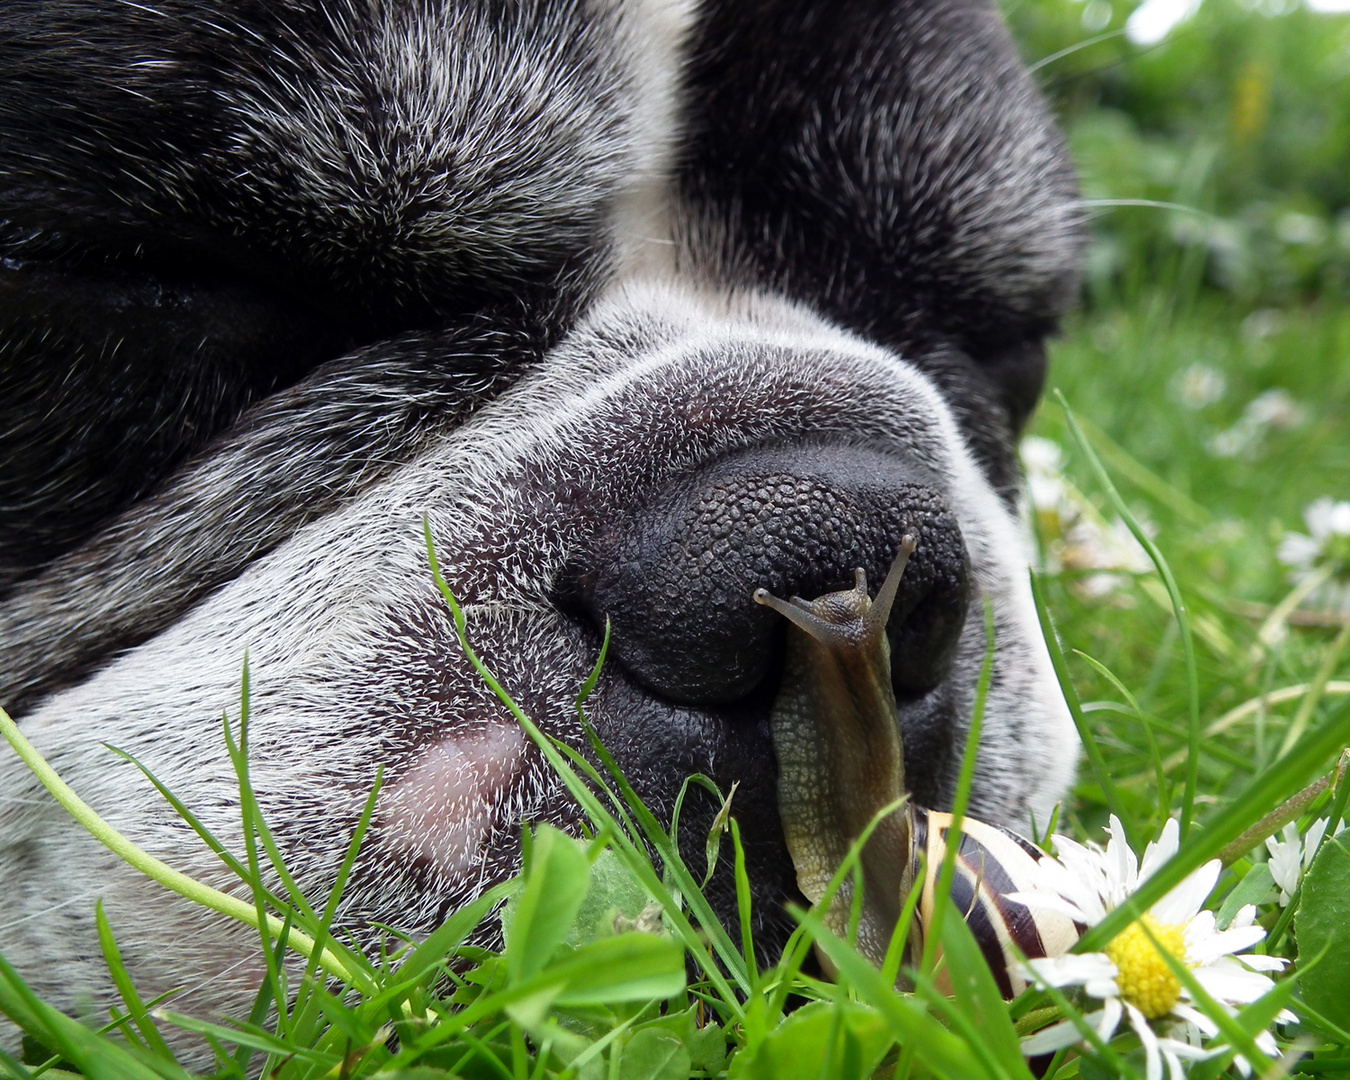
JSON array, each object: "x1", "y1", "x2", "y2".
[
  {"x1": 1085, "y1": 977, "x2": 1123, "y2": 999},
  {"x1": 1049, "y1": 837, "x2": 1111, "y2": 922},
  {"x1": 1189, "y1": 958, "x2": 1276, "y2": 1004},
  {"x1": 1140, "y1": 817, "x2": 1179, "y2": 880},
  {"x1": 1170, "y1": 1003, "x2": 1219, "y2": 1037},
  {"x1": 1277, "y1": 532, "x2": 1319, "y2": 571},
  {"x1": 1021, "y1": 1017, "x2": 1092, "y2": 1055},
  {"x1": 1266, "y1": 825, "x2": 1303, "y2": 900},
  {"x1": 1184, "y1": 908, "x2": 1216, "y2": 944},
  {"x1": 1186, "y1": 923, "x2": 1267, "y2": 966},
  {"x1": 1028, "y1": 813, "x2": 1289, "y2": 1062},
  {"x1": 1151, "y1": 859, "x2": 1220, "y2": 924},
  {"x1": 1237, "y1": 953, "x2": 1287, "y2": 972},
  {"x1": 1107, "y1": 815, "x2": 1139, "y2": 899},
  {"x1": 1303, "y1": 817, "x2": 1338, "y2": 871},
  {"x1": 1005, "y1": 890, "x2": 1092, "y2": 925},
  {"x1": 1049, "y1": 833, "x2": 1092, "y2": 862},
  {"x1": 1027, "y1": 853, "x2": 1106, "y2": 916},
  {"x1": 1126, "y1": 1002, "x2": 1163, "y2": 1080},
  {"x1": 1096, "y1": 995, "x2": 1123, "y2": 1041},
  {"x1": 1023, "y1": 952, "x2": 1118, "y2": 989},
  {"x1": 1158, "y1": 1040, "x2": 1218, "y2": 1062}
]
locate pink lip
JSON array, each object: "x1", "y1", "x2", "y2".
[{"x1": 378, "y1": 724, "x2": 526, "y2": 878}]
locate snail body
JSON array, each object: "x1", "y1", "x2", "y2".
[{"x1": 754, "y1": 537, "x2": 1080, "y2": 992}]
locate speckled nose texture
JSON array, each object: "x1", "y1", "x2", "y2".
[{"x1": 573, "y1": 443, "x2": 971, "y2": 706}]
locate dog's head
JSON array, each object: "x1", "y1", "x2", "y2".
[{"x1": 0, "y1": 0, "x2": 1083, "y2": 1037}]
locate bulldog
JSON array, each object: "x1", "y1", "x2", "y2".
[{"x1": 0, "y1": 0, "x2": 1084, "y2": 1048}]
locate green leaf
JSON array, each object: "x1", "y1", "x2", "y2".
[
  {"x1": 548, "y1": 933, "x2": 686, "y2": 1006},
  {"x1": 1215, "y1": 862, "x2": 1275, "y2": 929},
  {"x1": 394, "y1": 879, "x2": 516, "y2": 986},
  {"x1": 634, "y1": 1008, "x2": 725, "y2": 1073},
  {"x1": 618, "y1": 1028, "x2": 692, "y2": 1080},
  {"x1": 0, "y1": 952, "x2": 185, "y2": 1080},
  {"x1": 690, "y1": 1026, "x2": 727, "y2": 1073},
  {"x1": 688, "y1": 1023, "x2": 727, "y2": 1074},
  {"x1": 503, "y1": 824, "x2": 591, "y2": 982},
  {"x1": 1296, "y1": 827, "x2": 1350, "y2": 1032},
  {"x1": 787, "y1": 907, "x2": 989, "y2": 1080},
  {"x1": 727, "y1": 1001, "x2": 892, "y2": 1080},
  {"x1": 567, "y1": 847, "x2": 656, "y2": 946},
  {"x1": 936, "y1": 900, "x2": 1035, "y2": 1079}
]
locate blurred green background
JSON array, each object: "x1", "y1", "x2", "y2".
[{"x1": 1001, "y1": 0, "x2": 1350, "y2": 831}]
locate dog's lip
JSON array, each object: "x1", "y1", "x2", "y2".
[{"x1": 376, "y1": 722, "x2": 527, "y2": 880}]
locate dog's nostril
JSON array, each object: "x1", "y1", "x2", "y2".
[{"x1": 571, "y1": 443, "x2": 971, "y2": 705}]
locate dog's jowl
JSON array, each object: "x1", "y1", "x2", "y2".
[{"x1": 0, "y1": 0, "x2": 1084, "y2": 1045}]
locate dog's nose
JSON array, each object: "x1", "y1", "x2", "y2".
[{"x1": 573, "y1": 444, "x2": 971, "y2": 705}]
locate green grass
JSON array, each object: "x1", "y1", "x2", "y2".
[
  {"x1": 1031, "y1": 287, "x2": 1350, "y2": 841},
  {"x1": 3, "y1": 444, "x2": 1349, "y2": 1077}
]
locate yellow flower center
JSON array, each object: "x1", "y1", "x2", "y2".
[{"x1": 1105, "y1": 914, "x2": 1189, "y2": 1019}]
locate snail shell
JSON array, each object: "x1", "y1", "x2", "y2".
[{"x1": 754, "y1": 536, "x2": 1081, "y2": 993}]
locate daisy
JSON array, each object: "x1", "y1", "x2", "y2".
[
  {"x1": 1265, "y1": 816, "x2": 1342, "y2": 907},
  {"x1": 1207, "y1": 388, "x2": 1306, "y2": 461},
  {"x1": 1277, "y1": 497, "x2": 1350, "y2": 615},
  {"x1": 1012, "y1": 816, "x2": 1292, "y2": 1080},
  {"x1": 1020, "y1": 435, "x2": 1153, "y2": 598}
]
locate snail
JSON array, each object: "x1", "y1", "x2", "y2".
[{"x1": 754, "y1": 536, "x2": 1082, "y2": 996}]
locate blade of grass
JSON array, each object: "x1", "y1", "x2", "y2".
[
  {"x1": 791, "y1": 909, "x2": 985, "y2": 1080},
  {"x1": 1030, "y1": 570, "x2": 1129, "y2": 827},
  {"x1": 220, "y1": 673, "x2": 376, "y2": 997},
  {"x1": 100, "y1": 744, "x2": 292, "y2": 915},
  {"x1": 93, "y1": 901, "x2": 174, "y2": 1059},
  {"x1": 0, "y1": 950, "x2": 180, "y2": 1080},
  {"x1": 221, "y1": 673, "x2": 293, "y2": 1040},
  {"x1": 918, "y1": 599, "x2": 997, "y2": 977},
  {"x1": 233, "y1": 912, "x2": 293, "y2": 1079},
  {"x1": 288, "y1": 768, "x2": 386, "y2": 1045},
  {"x1": 1079, "y1": 695, "x2": 1350, "y2": 952},
  {"x1": 423, "y1": 520, "x2": 750, "y2": 1012},
  {"x1": 729, "y1": 819, "x2": 757, "y2": 982},
  {"x1": 1057, "y1": 389, "x2": 1204, "y2": 833},
  {"x1": 0, "y1": 707, "x2": 358, "y2": 985},
  {"x1": 1074, "y1": 652, "x2": 1167, "y2": 819},
  {"x1": 1043, "y1": 405, "x2": 1210, "y2": 526},
  {"x1": 154, "y1": 1012, "x2": 339, "y2": 1068},
  {"x1": 1278, "y1": 616, "x2": 1350, "y2": 758}
]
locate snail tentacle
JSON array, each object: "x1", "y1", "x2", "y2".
[{"x1": 866, "y1": 534, "x2": 917, "y2": 637}]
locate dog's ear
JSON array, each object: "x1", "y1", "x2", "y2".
[{"x1": 675, "y1": 0, "x2": 1084, "y2": 488}]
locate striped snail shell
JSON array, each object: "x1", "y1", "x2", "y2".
[{"x1": 754, "y1": 536, "x2": 1081, "y2": 994}]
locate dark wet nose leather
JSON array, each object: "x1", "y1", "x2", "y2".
[{"x1": 574, "y1": 443, "x2": 971, "y2": 705}]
